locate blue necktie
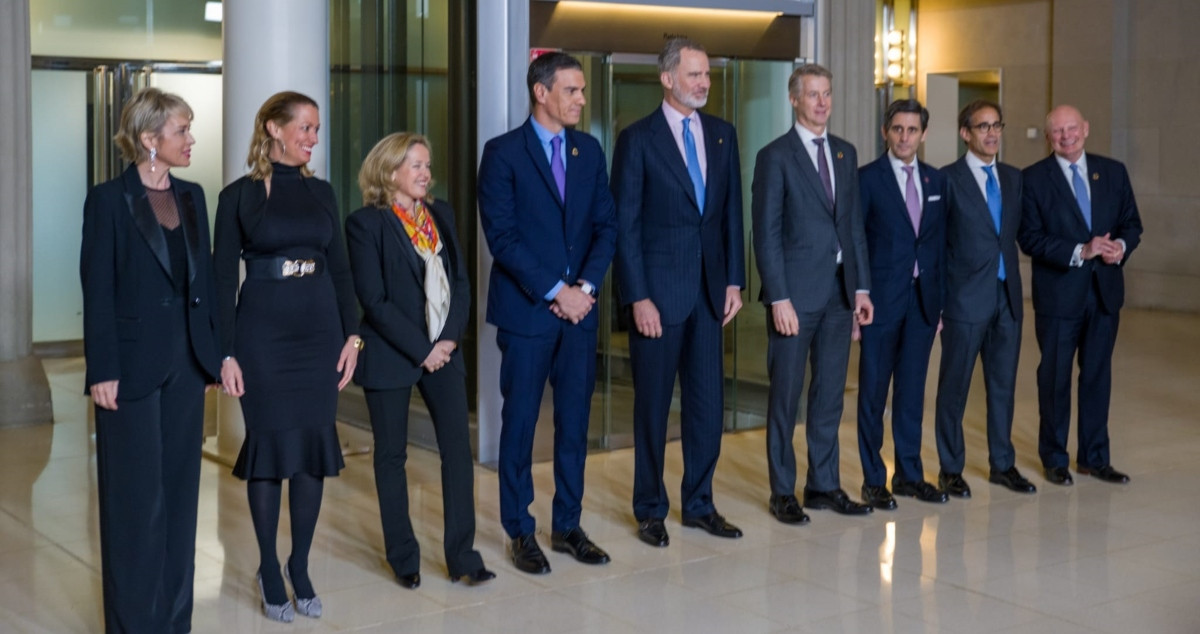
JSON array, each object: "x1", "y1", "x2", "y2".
[
  {"x1": 982, "y1": 165, "x2": 1006, "y2": 281},
  {"x1": 682, "y1": 117, "x2": 705, "y2": 214},
  {"x1": 1070, "y1": 163, "x2": 1092, "y2": 230},
  {"x1": 550, "y1": 135, "x2": 566, "y2": 202}
]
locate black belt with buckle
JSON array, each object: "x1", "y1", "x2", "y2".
[{"x1": 244, "y1": 255, "x2": 326, "y2": 280}]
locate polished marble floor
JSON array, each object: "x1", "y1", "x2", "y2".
[{"x1": 2, "y1": 307, "x2": 1200, "y2": 633}]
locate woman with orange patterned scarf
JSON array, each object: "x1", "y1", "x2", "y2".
[{"x1": 345, "y1": 132, "x2": 494, "y2": 589}]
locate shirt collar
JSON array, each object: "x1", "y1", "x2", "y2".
[
  {"x1": 793, "y1": 122, "x2": 827, "y2": 147},
  {"x1": 888, "y1": 150, "x2": 917, "y2": 171},
  {"x1": 529, "y1": 116, "x2": 565, "y2": 147},
  {"x1": 661, "y1": 100, "x2": 696, "y2": 128},
  {"x1": 1054, "y1": 151, "x2": 1088, "y2": 174},
  {"x1": 965, "y1": 150, "x2": 996, "y2": 171}
]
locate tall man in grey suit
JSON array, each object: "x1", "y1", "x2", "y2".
[
  {"x1": 612, "y1": 37, "x2": 745, "y2": 548},
  {"x1": 935, "y1": 99, "x2": 1037, "y2": 497},
  {"x1": 752, "y1": 64, "x2": 874, "y2": 524},
  {"x1": 1019, "y1": 105, "x2": 1142, "y2": 485}
]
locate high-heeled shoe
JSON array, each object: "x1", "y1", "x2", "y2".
[
  {"x1": 256, "y1": 572, "x2": 295, "y2": 623},
  {"x1": 284, "y1": 562, "x2": 323, "y2": 618},
  {"x1": 451, "y1": 567, "x2": 496, "y2": 586}
]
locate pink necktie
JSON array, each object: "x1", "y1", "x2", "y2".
[{"x1": 903, "y1": 165, "x2": 921, "y2": 277}]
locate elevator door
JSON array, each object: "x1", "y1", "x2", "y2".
[{"x1": 564, "y1": 52, "x2": 797, "y2": 451}]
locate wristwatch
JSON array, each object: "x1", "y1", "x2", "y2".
[{"x1": 578, "y1": 280, "x2": 596, "y2": 296}]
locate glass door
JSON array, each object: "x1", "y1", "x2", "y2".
[
  {"x1": 30, "y1": 58, "x2": 223, "y2": 345},
  {"x1": 566, "y1": 51, "x2": 797, "y2": 451}
]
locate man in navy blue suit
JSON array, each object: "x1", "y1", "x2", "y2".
[
  {"x1": 934, "y1": 100, "x2": 1037, "y2": 497},
  {"x1": 856, "y1": 99, "x2": 950, "y2": 510},
  {"x1": 478, "y1": 52, "x2": 617, "y2": 574},
  {"x1": 611, "y1": 37, "x2": 745, "y2": 548},
  {"x1": 1020, "y1": 105, "x2": 1142, "y2": 486}
]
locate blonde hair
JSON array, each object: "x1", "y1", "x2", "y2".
[
  {"x1": 358, "y1": 132, "x2": 436, "y2": 208},
  {"x1": 245, "y1": 91, "x2": 318, "y2": 181},
  {"x1": 113, "y1": 88, "x2": 193, "y2": 164}
]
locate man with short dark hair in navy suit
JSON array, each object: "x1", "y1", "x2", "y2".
[
  {"x1": 856, "y1": 99, "x2": 950, "y2": 511},
  {"x1": 611, "y1": 37, "x2": 745, "y2": 548},
  {"x1": 478, "y1": 52, "x2": 617, "y2": 575},
  {"x1": 934, "y1": 99, "x2": 1037, "y2": 498},
  {"x1": 1019, "y1": 105, "x2": 1142, "y2": 486}
]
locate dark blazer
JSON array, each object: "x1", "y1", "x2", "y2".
[
  {"x1": 612, "y1": 108, "x2": 745, "y2": 323},
  {"x1": 858, "y1": 154, "x2": 947, "y2": 325},
  {"x1": 941, "y1": 155, "x2": 1023, "y2": 324},
  {"x1": 212, "y1": 172, "x2": 359, "y2": 357},
  {"x1": 752, "y1": 128, "x2": 870, "y2": 309},
  {"x1": 478, "y1": 118, "x2": 617, "y2": 336},
  {"x1": 81, "y1": 164, "x2": 221, "y2": 397},
  {"x1": 345, "y1": 199, "x2": 470, "y2": 389},
  {"x1": 1019, "y1": 153, "x2": 1143, "y2": 317}
]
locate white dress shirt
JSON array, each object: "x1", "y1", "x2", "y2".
[{"x1": 661, "y1": 101, "x2": 707, "y2": 183}]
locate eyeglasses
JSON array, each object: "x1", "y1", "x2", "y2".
[{"x1": 970, "y1": 121, "x2": 1006, "y2": 133}]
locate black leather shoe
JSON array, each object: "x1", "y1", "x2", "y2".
[
  {"x1": 551, "y1": 527, "x2": 611, "y2": 565},
  {"x1": 989, "y1": 466, "x2": 1037, "y2": 493},
  {"x1": 396, "y1": 572, "x2": 421, "y2": 589},
  {"x1": 637, "y1": 518, "x2": 669, "y2": 547},
  {"x1": 803, "y1": 488, "x2": 873, "y2": 515},
  {"x1": 768, "y1": 495, "x2": 810, "y2": 525},
  {"x1": 1044, "y1": 466, "x2": 1074, "y2": 486},
  {"x1": 938, "y1": 472, "x2": 972, "y2": 498},
  {"x1": 1078, "y1": 464, "x2": 1130, "y2": 484},
  {"x1": 451, "y1": 567, "x2": 496, "y2": 585},
  {"x1": 510, "y1": 534, "x2": 551, "y2": 574},
  {"x1": 682, "y1": 512, "x2": 744, "y2": 538},
  {"x1": 860, "y1": 485, "x2": 897, "y2": 510},
  {"x1": 893, "y1": 480, "x2": 949, "y2": 504}
]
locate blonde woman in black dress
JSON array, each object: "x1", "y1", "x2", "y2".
[{"x1": 213, "y1": 91, "x2": 360, "y2": 622}]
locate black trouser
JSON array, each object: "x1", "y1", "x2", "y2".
[{"x1": 364, "y1": 365, "x2": 483, "y2": 578}]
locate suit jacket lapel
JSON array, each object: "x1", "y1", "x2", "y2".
[
  {"x1": 916, "y1": 160, "x2": 937, "y2": 237},
  {"x1": 650, "y1": 111, "x2": 699, "y2": 210},
  {"x1": 1046, "y1": 156, "x2": 1092, "y2": 233},
  {"x1": 700, "y1": 114, "x2": 725, "y2": 219},
  {"x1": 786, "y1": 131, "x2": 833, "y2": 214},
  {"x1": 524, "y1": 121, "x2": 564, "y2": 208},
  {"x1": 121, "y1": 166, "x2": 171, "y2": 279},
  {"x1": 950, "y1": 158, "x2": 992, "y2": 228},
  {"x1": 176, "y1": 183, "x2": 201, "y2": 283},
  {"x1": 831, "y1": 137, "x2": 853, "y2": 221}
]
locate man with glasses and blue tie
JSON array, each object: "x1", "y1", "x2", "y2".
[
  {"x1": 611, "y1": 37, "x2": 746, "y2": 548},
  {"x1": 934, "y1": 99, "x2": 1037, "y2": 498},
  {"x1": 1019, "y1": 105, "x2": 1142, "y2": 486}
]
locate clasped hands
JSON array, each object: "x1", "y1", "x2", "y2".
[
  {"x1": 1082, "y1": 233, "x2": 1124, "y2": 265},
  {"x1": 549, "y1": 284, "x2": 595, "y2": 324}
]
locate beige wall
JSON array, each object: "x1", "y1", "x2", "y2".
[{"x1": 917, "y1": 0, "x2": 1200, "y2": 312}]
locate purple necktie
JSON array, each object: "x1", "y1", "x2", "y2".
[
  {"x1": 813, "y1": 137, "x2": 834, "y2": 207},
  {"x1": 903, "y1": 165, "x2": 921, "y2": 277},
  {"x1": 550, "y1": 135, "x2": 566, "y2": 202}
]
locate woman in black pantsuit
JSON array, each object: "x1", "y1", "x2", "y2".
[
  {"x1": 213, "y1": 91, "x2": 360, "y2": 622},
  {"x1": 345, "y1": 132, "x2": 493, "y2": 588},
  {"x1": 80, "y1": 88, "x2": 221, "y2": 633}
]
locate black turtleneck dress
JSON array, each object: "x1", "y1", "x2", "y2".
[{"x1": 213, "y1": 163, "x2": 358, "y2": 480}]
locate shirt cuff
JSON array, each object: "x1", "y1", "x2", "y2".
[
  {"x1": 1070, "y1": 243, "x2": 1084, "y2": 267},
  {"x1": 545, "y1": 280, "x2": 566, "y2": 301}
]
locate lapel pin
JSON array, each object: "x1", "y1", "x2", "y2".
[
  {"x1": 1092, "y1": 173, "x2": 1098, "y2": 181},
  {"x1": 923, "y1": 176, "x2": 930, "y2": 184},
  {"x1": 718, "y1": 138, "x2": 724, "y2": 144},
  {"x1": 837, "y1": 151, "x2": 844, "y2": 160},
  {"x1": 571, "y1": 147, "x2": 579, "y2": 157}
]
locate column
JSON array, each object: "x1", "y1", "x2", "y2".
[
  {"x1": 207, "y1": 0, "x2": 330, "y2": 463},
  {"x1": 0, "y1": 0, "x2": 53, "y2": 428},
  {"x1": 819, "y1": 0, "x2": 877, "y2": 153},
  {"x1": 475, "y1": 0, "x2": 531, "y2": 465}
]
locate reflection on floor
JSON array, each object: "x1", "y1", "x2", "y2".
[{"x1": 3, "y1": 307, "x2": 1200, "y2": 632}]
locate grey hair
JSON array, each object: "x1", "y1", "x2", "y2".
[{"x1": 658, "y1": 37, "x2": 706, "y2": 74}]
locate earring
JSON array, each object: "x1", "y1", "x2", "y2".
[
  {"x1": 280, "y1": 140, "x2": 287, "y2": 156},
  {"x1": 150, "y1": 147, "x2": 157, "y2": 172}
]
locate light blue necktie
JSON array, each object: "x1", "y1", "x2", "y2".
[
  {"x1": 682, "y1": 117, "x2": 705, "y2": 214},
  {"x1": 1070, "y1": 163, "x2": 1092, "y2": 230},
  {"x1": 982, "y1": 165, "x2": 1006, "y2": 281}
]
